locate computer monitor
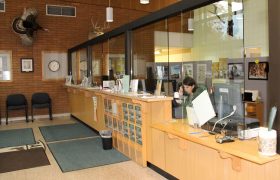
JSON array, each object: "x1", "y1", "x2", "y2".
[
  {"x1": 213, "y1": 83, "x2": 244, "y2": 119},
  {"x1": 191, "y1": 90, "x2": 216, "y2": 127},
  {"x1": 138, "y1": 79, "x2": 146, "y2": 92}
]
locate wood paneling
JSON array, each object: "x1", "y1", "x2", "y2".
[{"x1": 151, "y1": 121, "x2": 280, "y2": 180}]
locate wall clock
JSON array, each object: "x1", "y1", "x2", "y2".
[{"x1": 48, "y1": 60, "x2": 60, "y2": 72}]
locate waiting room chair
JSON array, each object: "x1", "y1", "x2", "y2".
[
  {"x1": 31, "y1": 92, "x2": 52, "y2": 122},
  {"x1": 6, "y1": 94, "x2": 28, "y2": 125}
]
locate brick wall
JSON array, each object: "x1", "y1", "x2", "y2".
[{"x1": 0, "y1": 0, "x2": 151, "y2": 118}]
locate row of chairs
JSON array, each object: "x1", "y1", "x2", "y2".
[{"x1": 2, "y1": 93, "x2": 53, "y2": 125}]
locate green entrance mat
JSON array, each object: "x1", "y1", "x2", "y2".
[
  {"x1": 48, "y1": 138, "x2": 129, "y2": 172},
  {"x1": 39, "y1": 123, "x2": 98, "y2": 142},
  {"x1": 0, "y1": 128, "x2": 35, "y2": 148}
]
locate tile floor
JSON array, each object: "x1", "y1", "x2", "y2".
[{"x1": 0, "y1": 116, "x2": 165, "y2": 180}]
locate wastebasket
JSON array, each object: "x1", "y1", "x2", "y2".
[{"x1": 100, "y1": 130, "x2": 112, "y2": 150}]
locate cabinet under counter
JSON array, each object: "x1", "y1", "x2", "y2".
[{"x1": 150, "y1": 120, "x2": 280, "y2": 180}]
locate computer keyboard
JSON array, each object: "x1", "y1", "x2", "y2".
[{"x1": 201, "y1": 116, "x2": 260, "y2": 137}]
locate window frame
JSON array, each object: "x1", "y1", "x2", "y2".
[
  {"x1": 46, "y1": 4, "x2": 76, "y2": 17},
  {"x1": 0, "y1": 1, "x2": 5, "y2": 12},
  {"x1": 0, "y1": 50, "x2": 13, "y2": 82}
]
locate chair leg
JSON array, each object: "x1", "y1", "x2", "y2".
[
  {"x1": 6, "y1": 109, "x2": 8, "y2": 125},
  {"x1": 49, "y1": 104, "x2": 53, "y2": 120},
  {"x1": 31, "y1": 106, "x2": 34, "y2": 122},
  {"x1": 25, "y1": 106, "x2": 29, "y2": 123}
]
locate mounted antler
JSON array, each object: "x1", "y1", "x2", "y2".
[{"x1": 88, "y1": 17, "x2": 110, "y2": 39}]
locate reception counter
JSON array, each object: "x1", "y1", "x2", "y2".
[
  {"x1": 151, "y1": 120, "x2": 280, "y2": 180},
  {"x1": 66, "y1": 85, "x2": 173, "y2": 167},
  {"x1": 66, "y1": 85, "x2": 280, "y2": 179}
]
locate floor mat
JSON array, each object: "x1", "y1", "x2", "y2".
[
  {"x1": 48, "y1": 138, "x2": 129, "y2": 172},
  {"x1": 0, "y1": 128, "x2": 35, "y2": 148},
  {"x1": 39, "y1": 123, "x2": 98, "y2": 142},
  {"x1": 0, "y1": 147, "x2": 50, "y2": 173}
]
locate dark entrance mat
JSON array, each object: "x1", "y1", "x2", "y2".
[{"x1": 0, "y1": 148, "x2": 50, "y2": 173}]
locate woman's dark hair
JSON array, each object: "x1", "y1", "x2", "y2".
[
  {"x1": 183, "y1": 77, "x2": 197, "y2": 93},
  {"x1": 177, "y1": 82, "x2": 183, "y2": 91}
]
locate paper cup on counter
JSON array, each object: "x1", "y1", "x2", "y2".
[{"x1": 258, "y1": 128, "x2": 277, "y2": 156}]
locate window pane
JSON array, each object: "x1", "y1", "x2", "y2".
[
  {"x1": 62, "y1": 7, "x2": 75, "y2": 16},
  {"x1": 108, "y1": 34, "x2": 125, "y2": 79},
  {"x1": 0, "y1": 51, "x2": 12, "y2": 81},
  {"x1": 0, "y1": 2, "x2": 4, "y2": 11},
  {"x1": 47, "y1": 6, "x2": 62, "y2": 15}
]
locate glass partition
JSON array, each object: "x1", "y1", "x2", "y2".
[
  {"x1": 181, "y1": 0, "x2": 245, "y2": 135},
  {"x1": 130, "y1": 0, "x2": 247, "y2": 136},
  {"x1": 71, "y1": 51, "x2": 77, "y2": 84},
  {"x1": 132, "y1": 19, "x2": 168, "y2": 94},
  {"x1": 91, "y1": 43, "x2": 103, "y2": 85},
  {"x1": 77, "y1": 48, "x2": 88, "y2": 83},
  {"x1": 192, "y1": 0, "x2": 244, "y2": 129},
  {"x1": 68, "y1": 0, "x2": 261, "y2": 136},
  {"x1": 108, "y1": 34, "x2": 125, "y2": 80}
]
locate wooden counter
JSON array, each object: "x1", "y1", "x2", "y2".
[
  {"x1": 66, "y1": 85, "x2": 173, "y2": 167},
  {"x1": 151, "y1": 120, "x2": 280, "y2": 180},
  {"x1": 152, "y1": 121, "x2": 279, "y2": 164},
  {"x1": 66, "y1": 85, "x2": 173, "y2": 102}
]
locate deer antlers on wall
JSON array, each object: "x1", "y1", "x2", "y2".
[{"x1": 88, "y1": 17, "x2": 110, "y2": 39}]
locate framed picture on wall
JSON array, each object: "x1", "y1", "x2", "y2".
[
  {"x1": 228, "y1": 63, "x2": 244, "y2": 79},
  {"x1": 183, "y1": 63, "x2": 193, "y2": 78},
  {"x1": 248, "y1": 62, "x2": 269, "y2": 80},
  {"x1": 21, "y1": 58, "x2": 34, "y2": 72},
  {"x1": 197, "y1": 64, "x2": 207, "y2": 84},
  {"x1": 170, "y1": 64, "x2": 181, "y2": 79}
]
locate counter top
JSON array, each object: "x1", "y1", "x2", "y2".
[
  {"x1": 65, "y1": 85, "x2": 173, "y2": 102},
  {"x1": 152, "y1": 120, "x2": 280, "y2": 165}
]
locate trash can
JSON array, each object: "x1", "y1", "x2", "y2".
[{"x1": 100, "y1": 130, "x2": 112, "y2": 150}]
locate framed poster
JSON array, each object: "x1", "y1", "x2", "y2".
[
  {"x1": 197, "y1": 64, "x2": 207, "y2": 84},
  {"x1": 92, "y1": 59, "x2": 100, "y2": 76},
  {"x1": 21, "y1": 58, "x2": 33, "y2": 72},
  {"x1": 170, "y1": 64, "x2": 181, "y2": 79},
  {"x1": 183, "y1": 63, "x2": 193, "y2": 78},
  {"x1": 212, "y1": 62, "x2": 219, "y2": 79},
  {"x1": 248, "y1": 62, "x2": 268, "y2": 80},
  {"x1": 228, "y1": 63, "x2": 244, "y2": 79}
]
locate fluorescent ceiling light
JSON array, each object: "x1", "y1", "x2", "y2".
[
  {"x1": 154, "y1": 49, "x2": 161, "y2": 55},
  {"x1": 140, "y1": 0, "x2": 149, "y2": 4}
]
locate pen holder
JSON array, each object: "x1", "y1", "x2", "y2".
[{"x1": 258, "y1": 128, "x2": 277, "y2": 156}]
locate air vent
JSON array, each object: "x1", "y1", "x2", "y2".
[
  {"x1": 0, "y1": 1, "x2": 5, "y2": 12},
  {"x1": 46, "y1": 5, "x2": 76, "y2": 17}
]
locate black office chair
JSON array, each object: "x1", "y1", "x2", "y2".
[
  {"x1": 6, "y1": 94, "x2": 28, "y2": 125},
  {"x1": 31, "y1": 92, "x2": 52, "y2": 122}
]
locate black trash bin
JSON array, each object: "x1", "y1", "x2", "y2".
[{"x1": 100, "y1": 130, "x2": 112, "y2": 150}]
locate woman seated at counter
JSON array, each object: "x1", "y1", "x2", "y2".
[{"x1": 172, "y1": 77, "x2": 206, "y2": 118}]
